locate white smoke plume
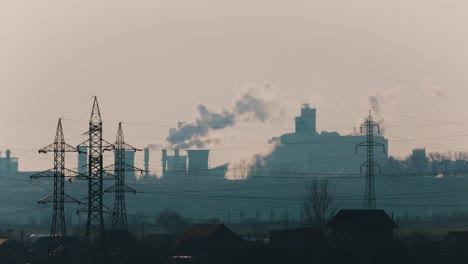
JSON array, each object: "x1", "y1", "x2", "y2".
[
  {"x1": 165, "y1": 84, "x2": 284, "y2": 149},
  {"x1": 224, "y1": 142, "x2": 277, "y2": 180},
  {"x1": 364, "y1": 87, "x2": 402, "y2": 135},
  {"x1": 146, "y1": 143, "x2": 162, "y2": 150},
  {"x1": 420, "y1": 81, "x2": 447, "y2": 99}
]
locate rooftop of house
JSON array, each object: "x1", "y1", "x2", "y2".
[
  {"x1": 176, "y1": 224, "x2": 244, "y2": 244},
  {"x1": 442, "y1": 231, "x2": 468, "y2": 244},
  {"x1": 326, "y1": 209, "x2": 398, "y2": 229}
]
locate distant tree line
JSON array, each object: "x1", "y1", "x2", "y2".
[{"x1": 383, "y1": 150, "x2": 468, "y2": 176}]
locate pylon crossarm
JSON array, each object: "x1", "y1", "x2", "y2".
[
  {"x1": 64, "y1": 194, "x2": 84, "y2": 204},
  {"x1": 104, "y1": 184, "x2": 137, "y2": 194},
  {"x1": 103, "y1": 145, "x2": 115, "y2": 152},
  {"x1": 71, "y1": 166, "x2": 89, "y2": 181},
  {"x1": 103, "y1": 204, "x2": 113, "y2": 214},
  {"x1": 372, "y1": 141, "x2": 385, "y2": 147},
  {"x1": 63, "y1": 143, "x2": 80, "y2": 152},
  {"x1": 38, "y1": 143, "x2": 55, "y2": 154},
  {"x1": 122, "y1": 143, "x2": 141, "y2": 151},
  {"x1": 76, "y1": 139, "x2": 89, "y2": 148},
  {"x1": 102, "y1": 138, "x2": 115, "y2": 152},
  {"x1": 355, "y1": 141, "x2": 369, "y2": 153},
  {"x1": 102, "y1": 164, "x2": 116, "y2": 178},
  {"x1": 30, "y1": 169, "x2": 54, "y2": 179},
  {"x1": 356, "y1": 142, "x2": 369, "y2": 148},
  {"x1": 62, "y1": 168, "x2": 81, "y2": 179},
  {"x1": 76, "y1": 201, "x2": 112, "y2": 214},
  {"x1": 103, "y1": 163, "x2": 144, "y2": 174},
  {"x1": 123, "y1": 184, "x2": 137, "y2": 194},
  {"x1": 104, "y1": 185, "x2": 116, "y2": 193},
  {"x1": 38, "y1": 194, "x2": 53, "y2": 204},
  {"x1": 124, "y1": 164, "x2": 145, "y2": 174}
]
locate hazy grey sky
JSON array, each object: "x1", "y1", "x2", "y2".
[{"x1": 1, "y1": 0, "x2": 468, "y2": 172}]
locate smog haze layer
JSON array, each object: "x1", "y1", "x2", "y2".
[{"x1": 0, "y1": 0, "x2": 467, "y2": 172}]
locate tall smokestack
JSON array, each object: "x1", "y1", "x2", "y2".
[
  {"x1": 295, "y1": 104, "x2": 316, "y2": 135},
  {"x1": 144, "y1": 147, "x2": 149, "y2": 177},
  {"x1": 162, "y1": 149, "x2": 167, "y2": 177},
  {"x1": 187, "y1": 150, "x2": 210, "y2": 176},
  {"x1": 5, "y1": 149, "x2": 11, "y2": 173}
]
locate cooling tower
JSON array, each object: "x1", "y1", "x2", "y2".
[
  {"x1": 78, "y1": 146, "x2": 88, "y2": 175},
  {"x1": 187, "y1": 150, "x2": 210, "y2": 176},
  {"x1": 113, "y1": 150, "x2": 136, "y2": 181},
  {"x1": 125, "y1": 150, "x2": 136, "y2": 181}
]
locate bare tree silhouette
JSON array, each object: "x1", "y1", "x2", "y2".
[{"x1": 303, "y1": 178, "x2": 338, "y2": 233}]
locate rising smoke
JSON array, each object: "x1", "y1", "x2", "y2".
[
  {"x1": 224, "y1": 142, "x2": 278, "y2": 180},
  {"x1": 420, "y1": 81, "x2": 447, "y2": 99},
  {"x1": 368, "y1": 95, "x2": 386, "y2": 134},
  {"x1": 146, "y1": 143, "x2": 162, "y2": 150},
  {"x1": 165, "y1": 85, "x2": 284, "y2": 149},
  {"x1": 365, "y1": 87, "x2": 403, "y2": 135},
  {"x1": 350, "y1": 88, "x2": 402, "y2": 136}
]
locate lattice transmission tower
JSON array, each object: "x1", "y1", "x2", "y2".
[
  {"x1": 81, "y1": 97, "x2": 106, "y2": 242},
  {"x1": 30, "y1": 119, "x2": 82, "y2": 256},
  {"x1": 104, "y1": 122, "x2": 142, "y2": 231},
  {"x1": 355, "y1": 111, "x2": 386, "y2": 209}
]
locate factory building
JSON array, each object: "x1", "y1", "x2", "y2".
[
  {"x1": 77, "y1": 146, "x2": 88, "y2": 175},
  {"x1": 161, "y1": 149, "x2": 210, "y2": 177},
  {"x1": 187, "y1": 150, "x2": 210, "y2": 176},
  {"x1": 163, "y1": 149, "x2": 188, "y2": 175},
  {"x1": 410, "y1": 148, "x2": 428, "y2": 174},
  {"x1": 295, "y1": 104, "x2": 317, "y2": 135},
  {"x1": 113, "y1": 150, "x2": 137, "y2": 182},
  {"x1": 265, "y1": 104, "x2": 388, "y2": 175},
  {"x1": 0, "y1": 149, "x2": 18, "y2": 174},
  {"x1": 78, "y1": 146, "x2": 138, "y2": 181},
  {"x1": 124, "y1": 150, "x2": 136, "y2": 181}
]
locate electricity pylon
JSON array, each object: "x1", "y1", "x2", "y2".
[
  {"x1": 82, "y1": 97, "x2": 106, "y2": 243},
  {"x1": 355, "y1": 111, "x2": 385, "y2": 209},
  {"x1": 30, "y1": 119, "x2": 82, "y2": 256},
  {"x1": 104, "y1": 122, "x2": 143, "y2": 231}
]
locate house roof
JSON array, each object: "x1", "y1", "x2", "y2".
[
  {"x1": 179, "y1": 224, "x2": 225, "y2": 241},
  {"x1": 177, "y1": 224, "x2": 243, "y2": 243},
  {"x1": 269, "y1": 227, "x2": 319, "y2": 235},
  {"x1": 326, "y1": 209, "x2": 398, "y2": 229},
  {"x1": 442, "y1": 231, "x2": 468, "y2": 244}
]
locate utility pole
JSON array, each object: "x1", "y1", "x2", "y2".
[
  {"x1": 31, "y1": 119, "x2": 82, "y2": 256},
  {"x1": 356, "y1": 111, "x2": 385, "y2": 209},
  {"x1": 104, "y1": 122, "x2": 142, "y2": 231}
]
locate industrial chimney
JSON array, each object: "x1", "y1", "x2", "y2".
[
  {"x1": 144, "y1": 147, "x2": 150, "y2": 177},
  {"x1": 187, "y1": 150, "x2": 210, "y2": 176},
  {"x1": 5, "y1": 149, "x2": 11, "y2": 173},
  {"x1": 162, "y1": 149, "x2": 167, "y2": 177}
]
